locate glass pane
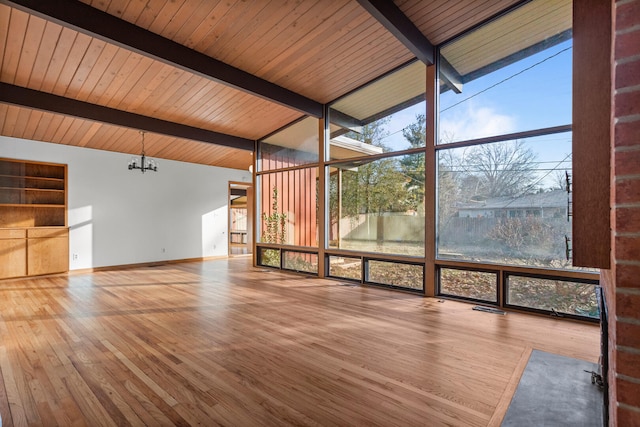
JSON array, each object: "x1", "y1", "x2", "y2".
[
  {"x1": 367, "y1": 260, "x2": 423, "y2": 290},
  {"x1": 328, "y1": 256, "x2": 362, "y2": 281},
  {"x1": 259, "y1": 117, "x2": 319, "y2": 170},
  {"x1": 258, "y1": 168, "x2": 318, "y2": 247},
  {"x1": 438, "y1": 0, "x2": 572, "y2": 143},
  {"x1": 283, "y1": 251, "x2": 318, "y2": 274},
  {"x1": 230, "y1": 208, "x2": 247, "y2": 235},
  {"x1": 507, "y1": 275, "x2": 599, "y2": 318},
  {"x1": 439, "y1": 268, "x2": 497, "y2": 302},
  {"x1": 259, "y1": 248, "x2": 280, "y2": 268},
  {"x1": 437, "y1": 133, "x2": 574, "y2": 268},
  {"x1": 328, "y1": 61, "x2": 426, "y2": 160},
  {"x1": 328, "y1": 153, "x2": 425, "y2": 256}
]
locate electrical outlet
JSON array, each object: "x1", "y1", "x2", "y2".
[
  {"x1": 161, "y1": 248, "x2": 166, "y2": 253},
  {"x1": 72, "y1": 254, "x2": 78, "y2": 260}
]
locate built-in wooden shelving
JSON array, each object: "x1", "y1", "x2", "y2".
[{"x1": 0, "y1": 158, "x2": 68, "y2": 279}]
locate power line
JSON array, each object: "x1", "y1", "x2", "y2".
[
  {"x1": 443, "y1": 168, "x2": 570, "y2": 173},
  {"x1": 441, "y1": 46, "x2": 572, "y2": 113},
  {"x1": 494, "y1": 152, "x2": 573, "y2": 210},
  {"x1": 377, "y1": 45, "x2": 573, "y2": 146}
]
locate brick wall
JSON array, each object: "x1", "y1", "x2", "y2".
[{"x1": 608, "y1": 0, "x2": 640, "y2": 424}]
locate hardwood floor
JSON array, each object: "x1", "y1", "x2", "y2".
[{"x1": 0, "y1": 258, "x2": 599, "y2": 426}]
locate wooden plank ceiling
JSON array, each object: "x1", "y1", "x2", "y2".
[{"x1": 0, "y1": 0, "x2": 520, "y2": 170}]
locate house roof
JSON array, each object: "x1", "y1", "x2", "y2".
[
  {"x1": 1, "y1": 0, "x2": 565, "y2": 170},
  {"x1": 458, "y1": 189, "x2": 568, "y2": 210}
]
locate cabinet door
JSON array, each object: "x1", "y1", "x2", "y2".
[
  {"x1": 27, "y1": 236, "x2": 69, "y2": 276},
  {"x1": 0, "y1": 238, "x2": 27, "y2": 278}
]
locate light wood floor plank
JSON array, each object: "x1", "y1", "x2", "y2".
[
  {"x1": 0, "y1": 257, "x2": 599, "y2": 426},
  {"x1": 487, "y1": 346, "x2": 532, "y2": 427}
]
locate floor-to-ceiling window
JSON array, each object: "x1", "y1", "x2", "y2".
[
  {"x1": 254, "y1": 0, "x2": 599, "y2": 321},
  {"x1": 325, "y1": 60, "x2": 427, "y2": 291},
  {"x1": 434, "y1": 0, "x2": 599, "y2": 319}
]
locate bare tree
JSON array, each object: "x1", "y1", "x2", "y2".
[
  {"x1": 437, "y1": 149, "x2": 461, "y2": 224},
  {"x1": 463, "y1": 140, "x2": 537, "y2": 198},
  {"x1": 551, "y1": 170, "x2": 570, "y2": 191}
]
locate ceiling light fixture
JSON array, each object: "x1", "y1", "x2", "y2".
[{"x1": 128, "y1": 131, "x2": 158, "y2": 173}]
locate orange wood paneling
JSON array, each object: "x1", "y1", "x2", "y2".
[
  {"x1": 2, "y1": 0, "x2": 526, "y2": 170},
  {"x1": 399, "y1": 0, "x2": 523, "y2": 45}
]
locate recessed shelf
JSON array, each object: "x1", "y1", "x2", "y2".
[
  {"x1": 0, "y1": 174, "x2": 64, "y2": 181},
  {"x1": 0, "y1": 204, "x2": 66, "y2": 208},
  {"x1": 0, "y1": 158, "x2": 67, "y2": 227},
  {"x1": 0, "y1": 187, "x2": 65, "y2": 193}
]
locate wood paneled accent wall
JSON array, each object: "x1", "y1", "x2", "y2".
[
  {"x1": 260, "y1": 168, "x2": 318, "y2": 248},
  {"x1": 572, "y1": 0, "x2": 612, "y2": 268}
]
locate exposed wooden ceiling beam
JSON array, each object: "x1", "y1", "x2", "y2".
[
  {"x1": 329, "y1": 110, "x2": 364, "y2": 134},
  {"x1": 2, "y1": 0, "x2": 324, "y2": 118},
  {"x1": 0, "y1": 83, "x2": 254, "y2": 151},
  {"x1": 356, "y1": 0, "x2": 434, "y2": 64},
  {"x1": 356, "y1": 0, "x2": 463, "y2": 94},
  {"x1": 440, "y1": 58, "x2": 463, "y2": 94}
]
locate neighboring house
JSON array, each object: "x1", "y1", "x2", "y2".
[{"x1": 456, "y1": 189, "x2": 568, "y2": 219}]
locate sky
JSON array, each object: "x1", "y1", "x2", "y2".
[{"x1": 378, "y1": 39, "x2": 574, "y2": 190}]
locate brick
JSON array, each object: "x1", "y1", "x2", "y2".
[
  {"x1": 616, "y1": 207, "x2": 640, "y2": 234},
  {"x1": 617, "y1": 263, "x2": 640, "y2": 289},
  {"x1": 616, "y1": 149, "x2": 640, "y2": 176},
  {"x1": 615, "y1": 0, "x2": 640, "y2": 31},
  {"x1": 610, "y1": 344, "x2": 617, "y2": 373},
  {"x1": 610, "y1": 376, "x2": 618, "y2": 427},
  {"x1": 602, "y1": 269, "x2": 616, "y2": 293},
  {"x1": 615, "y1": 59, "x2": 640, "y2": 89},
  {"x1": 616, "y1": 58, "x2": 640, "y2": 90},
  {"x1": 616, "y1": 404, "x2": 640, "y2": 427},
  {"x1": 617, "y1": 376, "x2": 640, "y2": 408},
  {"x1": 615, "y1": 235, "x2": 640, "y2": 264},
  {"x1": 615, "y1": 177, "x2": 640, "y2": 204},
  {"x1": 617, "y1": 349, "x2": 640, "y2": 380},
  {"x1": 610, "y1": 343, "x2": 618, "y2": 404},
  {"x1": 616, "y1": 28, "x2": 640, "y2": 60},
  {"x1": 616, "y1": 178, "x2": 640, "y2": 205},
  {"x1": 615, "y1": 120, "x2": 640, "y2": 148},
  {"x1": 616, "y1": 293, "x2": 640, "y2": 320},
  {"x1": 616, "y1": 0, "x2": 640, "y2": 33},
  {"x1": 617, "y1": 293, "x2": 640, "y2": 319},
  {"x1": 602, "y1": 271, "x2": 618, "y2": 315},
  {"x1": 618, "y1": 322, "x2": 640, "y2": 349},
  {"x1": 616, "y1": 90, "x2": 640, "y2": 118}
]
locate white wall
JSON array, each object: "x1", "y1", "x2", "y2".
[{"x1": 0, "y1": 136, "x2": 251, "y2": 270}]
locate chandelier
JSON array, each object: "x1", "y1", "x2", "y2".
[{"x1": 128, "y1": 131, "x2": 158, "y2": 173}]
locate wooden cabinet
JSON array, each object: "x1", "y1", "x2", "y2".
[
  {"x1": 0, "y1": 228, "x2": 27, "y2": 278},
  {"x1": 0, "y1": 158, "x2": 68, "y2": 279},
  {"x1": 27, "y1": 228, "x2": 69, "y2": 276}
]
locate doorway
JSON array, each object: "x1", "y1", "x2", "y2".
[{"x1": 228, "y1": 182, "x2": 253, "y2": 256}]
